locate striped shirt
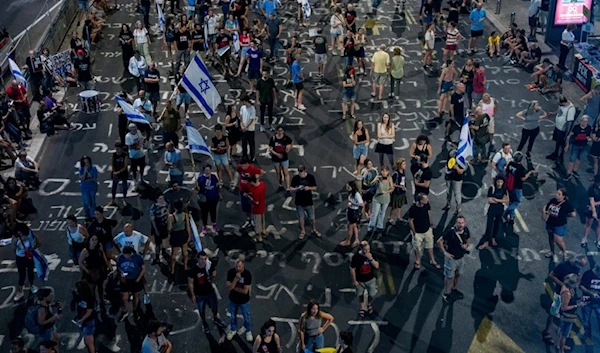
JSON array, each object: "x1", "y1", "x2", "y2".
[{"x1": 446, "y1": 28, "x2": 459, "y2": 46}]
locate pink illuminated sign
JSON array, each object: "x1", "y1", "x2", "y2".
[{"x1": 554, "y1": 0, "x2": 592, "y2": 25}]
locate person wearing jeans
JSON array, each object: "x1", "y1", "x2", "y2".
[
  {"x1": 516, "y1": 100, "x2": 547, "y2": 156},
  {"x1": 79, "y1": 156, "x2": 99, "y2": 220},
  {"x1": 226, "y1": 259, "x2": 253, "y2": 342},
  {"x1": 240, "y1": 95, "x2": 257, "y2": 161},
  {"x1": 197, "y1": 165, "x2": 221, "y2": 234},
  {"x1": 504, "y1": 153, "x2": 535, "y2": 223},
  {"x1": 141, "y1": 0, "x2": 151, "y2": 28},
  {"x1": 580, "y1": 264, "x2": 600, "y2": 341},
  {"x1": 368, "y1": 166, "x2": 393, "y2": 232},
  {"x1": 547, "y1": 96, "x2": 576, "y2": 163},
  {"x1": 298, "y1": 300, "x2": 334, "y2": 352},
  {"x1": 13, "y1": 224, "x2": 40, "y2": 301},
  {"x1": 479, "y1": 176, "x2": 508, "y2": 250},
  {"x1": 110, "y1": 142, "x2": 129, "y2": 207}
]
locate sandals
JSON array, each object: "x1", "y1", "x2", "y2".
[
  {"x1": 299, "y1": 232, "x2": 306, "y2": 240},
  {"x1": 541, "y1": 331, "x2": 555, "y2": 345},
  {"x1": 311, "y1": 230, "x2": 322, "y2": 238},
  {"x1": 367, "y1": 304, "x2": 374, "y2": 315},
  {"x1": 358, "y1": 310, "x2": 366, "y2": 319},
  {"x1": 430, "y1": 261, "x2": 441, "y2": 270},
  {"x1": 414, "y1": 262, "x2": 421, "y2": 270}
]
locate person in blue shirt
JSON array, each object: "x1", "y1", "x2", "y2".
[
  {"x1": 262, "y1": 0, "x2": 279, "y2": 18},
  {"x1": 468, "y1": 2, "x2": 486, "y2": 54},
  {"x1": 117, "y1": 246, "x2": 145, "y2": 322},
  {"x1": 196, "y1": 165, "x2": 222, "y2": 234},
  {"x1": 79, "y1": 155, "x2": 99, "y2": 220},
  {"x1": 237, "y1": 40, "x2": 264, "y2": 94},
  {"x1": 291, "y1": 52, "x2": 306, "y2": 111}
]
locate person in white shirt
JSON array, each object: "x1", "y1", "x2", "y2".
[
  {"x1": 206, "y1": 10, "x2": 219, "y2": 55},
  {"x1": 125, "y1": 123, "x2": 147, "y2": 185},
  {"x1": 164, "y1": 142, "x2": 184, "y2": 186},
  {"x1": 558, "y1": 24, "x2": 576, "y2": 70},
  {"x1": 128, "y1": 50, "x2": 148, "y2": 91},
  {"x1": 15, "y1": 150, "x2": 41, "y2": 189},
  {"x1": 547, "y1": 95, "x2": 576, "y2": 163},
  {"x1": 528, "y1": 0, "x2": 541, "y2": 38},
  {"x1": 114, "y1": 223, "x2": 150, "y2": 255},
  {"x1": 490, "y1": 142, "x2": 513, "y2": 179},
  {"x1": 424, "y1": 23, "x2": 435, "y2": 68},
  {"x1": 133, "y1": 90, "x2": 153, "y2": 121},
  {"x1": 240, "y1": 95, "x2": 257, "y2": 161},
  {"x1": 133, "y1": 20, "x2": 152, "y2": 63}
]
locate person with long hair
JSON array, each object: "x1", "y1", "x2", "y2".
[
  {"x1": 409, "y1": 135, "x2": 433, "y2": 176},
  {"x1": 557, "y1": 274, "x2": 587, "y2": 353},
  {"x1": 73, "y1": 280, "x2": 96, "y2": 353},
  {"x1": 118, "y1": 24, "x2": 134, "y2": 68},
  {"x1": 390, "y1": 47, "x2": 405, "y2": 99},
  {"x1": 341, "y1": 66, "x2": 357, "y2": 120},
  {"x1": 298, "y1": 299, "x2": 335, "y2": 352},
  {"x1": 352, "y1": 120, "x2": 369, "y2": 175},
  {"x1": 360, "y1": 159, "x2": 378, "y2": 219},
  {"x1": 460, "y1": 58, "x2": 474, "y2": 109},
  {"x1": 389, "y1": 158, "x2": 407, "y2": 224},
  {"x1": 163, "y1": 17, "x2": 176, "y2": 66},
  {"x1": 543, "y1": 188, "x2": 576, "y2": 260},
  {"x1": 375, "y1": 113, "x2": 395, "y2": 168},
  {"x1": 368, "y1": 166, "x2": 393, "y2": 233},
  {"x1": 515, "y1": 100, "x2": 547, "y2": 156},
  {"x1": 252, "y1": 320, "x2": 281, "y2": 353},
  {"x1": 133, "y1": 20, "x2": 152, "y2": 63},
  {"x1": 225, "y1": 105, "x2": 242, "y2": 161},
  {"x1": 423, "y1": 24, "x2": 435, "y2": 70},
  {"x1": 168, "y1": 200, "x2": 192, "y2": 274},
  {"x1": 354, "y1": 28, "x2": 367, "y2": 74},
  {"x1": 337, "y1": 331, "x2": 354, "y2": 353},
  {"x1": 79, "y1": 156, "x2": 99, "y2": 220},
  {"x1": 79, "y1": 235, "x2": 110, "y2": 310},
  {"x1": 13, "y1": 223, "x2": 40, "y2": 301},
  {"x1": 342, "y1": 181, "x2": 363, "y2": 247},
  {"x1": 478, "y1": 176, "x2": 508, "y2": 250},
  {"x1": 66, "y1": 214, "x2": 89, "y2": 264},
  {"x1": 36, "y1": 288, "x2": 62, "y2": 343}
]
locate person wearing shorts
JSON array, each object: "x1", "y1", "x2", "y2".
[
  {"x1": 468, "y1": 3, "x2": 486, "y2": 53},
  {"x1": 543, "y1": 188, "x2": 575, "y2": 260},
  {"x1": 342, "y1": 67, "x2": 357, "y2": 120},
  {"x1": 440, "y1": 80, "x2": 453, "y2": 95},
  {"x1": 565, "y1": 116, "x2": 591, "y2": 181},
  {"x1": 350, "y1": 241, "x2": 379, "y2": 318},
  {"x1": 443, "y1": 22, "x2": 461, "y2": 61},
  {"x1": 438, "y1": 216, "x2": 470, "y2": 302},
  {"x1": 370, "y1": 44, "x2": 390, "y2": 101},
  {"x1": 408, "y1": 193, "x2": 440, "y2": 270},
  {"x1": 291, "y1": 52, "x2": 306, "y2": 110},
  {"x1": 117, "y1": 246, "x2": 145, "y2": 322}
]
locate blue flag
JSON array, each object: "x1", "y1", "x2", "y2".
[
  {"x1": 156, "y1": 0, "x2": 166, "y2": 33},
  {"x1": 115, "y1": 96, "x2": 151, "y2": 125},
  {"x1": 181, "y1": 54, "x2": 222, "y2": 117},
  {"x1": 456, "y1": 114, "x2": 473, "y2": 168},
  {"x1": 8, "y1": 57, "x2": 27, "y2": 89},
  {"x1": 185, "y1": 119, "x2": 214, "y2": 160}
]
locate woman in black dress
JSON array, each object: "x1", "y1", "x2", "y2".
[
  {"x1": 119, "y1": 24, "x2": 135, "y2": 68},
  {"x1": 79, "y1": 234, "x2": 110, "y2": 309},
  {"x1": 225, "y1": 105, "x2": 242, "y2": 160}
]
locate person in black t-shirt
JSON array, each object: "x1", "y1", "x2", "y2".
[
  {"x1": 543, "y1": 188, "x2": 576, "y2": 260},
  {"x1": 210, "y1": 124, "x2": 234, "y2": 184},
  {"x1": 479, "y1": 176, "x2": 509, "y2": 250},
  {"x1": 580, "y1": 263, "x2": 600, "y2": 340},
  {"x1": 342, "y1": 30, "x2": 355, "y2": 68},
  {"x1": 503, "y1": 152, "x2": 535, "y2": 223},
  {"x1": 413, "y1": 156, "x2": 432, "y2": 197},
  {"x1": 144, "y1": 62, "x2": 161, "y2": 116},
  {"x1": 187, "y1": 251, "x2": 226, "y2": 332},
  {"x1": 350, "y1": 241, "x2": 380, "y2": 318},
  {"x1": 191, "y1": 23, "x2": 205, "y2": 57},
  {"x1": 443, "y1": 150, "x2": 464, "y2": 214},
  {"x1": 256, "y1": 69, "x2": 277, "y2": 131},
  {"x1": 290, "y1": 165, "x2": 320, "y2": 239},
  {"x1": 214, "y1": 29, "x2": 233, "y2": 76},
  {"x1": 565, "y1": 116, "x2": 592, "y2": 181},
  {"x1": 345, "y1": 4, "x2": 357, "y2": 33},
  {"x1": 226, "y1": 259, "x2": 253, "y2": 341},
  {"x1": 268, "y1": 125, "x2": 293, "y2": 191},
  {"x1": 437, "y1": 216, "x2": 470, "y2": 302},
  {"x1": 447, "y1": 0, "x2": 460, "y2": 24},
  {"x1": 583, "y1": 175, "x2": 600, "y2": 246},
  {"x1": 519, "y1": 42, "x2": 542, "y2": 70},
  {"x1": 174, "y1": 25, "x2": 191, "y2": 74},
  {"x1": 446, "y1": 83, "x2": 465, "y2": 141},
  {"x1": 408, "y1": 193, "x2": 439, "y2": 270},
  {"x1": 87, "y1": 206, "x2": 117, "y2": 253},
  {"x1": 73, "y1": 50, "x2": 94, "y2": 90},
  {"x1": 74, "y1": 280, "x2": 96, "y2": 350}
]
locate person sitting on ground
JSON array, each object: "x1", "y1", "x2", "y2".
[
  {"x1": 15, "y1": 150, "x2": 41, "y2": 190},
  {"x1": 36, "y1": 101, "x2": 71, "y2": 134},
  {"x1": 506, "y1": 30, "x2": 528, "y2": 62},
  {"x1": 539, "y1": 64, "x2": 563, "y2": 94},
  {"x1": 519, "y1": 42, "x2": 542, "y2": 71},
  {"x1": 43, "y1": 91, "x2": 66, "y2": 116},
  {"x1": 501, "y1": 24, "x2": 519, "y2": 50},
  {"x1": 487, "y1": 31, "x2": 500, "y2": 57},
  {"x1": 531, "y1": 58, "x2": 553, "y2": 86}
]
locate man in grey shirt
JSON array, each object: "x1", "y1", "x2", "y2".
[
  {"x1": 547, "y1": 95, "x2": 576, "y2": 164},
  {"x1": 142, "y1": 320, "x2": 172, "y2": 353}
]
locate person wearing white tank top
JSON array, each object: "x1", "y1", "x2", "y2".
[
  {"x1": 478, "y1": 93, "x2": 498, "y2": 151},
  {"x1": 66, "y1": 215, "x2": 89, "y2": 262}
]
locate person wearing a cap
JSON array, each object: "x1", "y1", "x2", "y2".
[
  {"x1": 583, "y1": 175, "x2": 600, "y2": 247},
  {"x1": 73, "y1": 49, "x2": 94, "y2": 90},
  {"x1": 125, "y1": 123, "x2": 147, "y2": 186}
]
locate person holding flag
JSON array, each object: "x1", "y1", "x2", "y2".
[
  {"x1": 8, "y1": 57, "x2": 28, "y2": 90},
  {"x1": 456, "y1": 112, "x2": 473, "y2": 168}
]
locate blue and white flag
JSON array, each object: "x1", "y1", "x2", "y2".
[
  {"x1": 32, "y1": 249, "x2": 50, "y2": 281},
  {"x1": 156, "y1": 0, "x2": 166, "y2": 33},
  {"x1": 8, "y1": 57, "x2": 27, "y2": 89},
  {"x1": 181, "y1": 54, "x2": 222, "y2": 117},
  {"x1": 115, "y1": 96, "x2": 151, "y2": 125},
  {"x1": 190, "y1": 215, "x2": 203, "y2": 251},
  {"x1": 456, "y1": 114, "x2": 473, "y2": 168},
  {"x1": 232, "y1": 31, "x2": 240, "y2": 54},
  {"x1": 203, "y1": 19, "x2": 209, "y2": 52},
  {"x1": 185, "y1": 119, "x2": 214, "y2": 160},
  {"x1": 301, "y1": 0, "x2": 311, "y2": 19}
]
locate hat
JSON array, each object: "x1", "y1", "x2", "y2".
[{"x1": 77, "y1": 49, "x2": 84, "y2": 55}]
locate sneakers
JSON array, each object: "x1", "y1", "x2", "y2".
[
  {"x1": 260, "y1": 125, "x2": 265, "y2": 132},
  {"x1": 245, "y1": 331, "x2": 253, "y2": 342},
  {"x1": 118, "y1": 311, "x2": 129, "y2": 322},
  {"x1": 242, "y1": 219, "x2": 252, "y2": 228},
  {"x1": 202, "y1": 325, "x2": 210, "y2": 333},
  {"x1": 563, "y1": 174, "x2": 572, "y2": 182},
  {"x1": 442, "y1": 293, "x2": 453, "y2": 303},
  {"x1": 226, "y1": 330, "x2": 236, "y2": 340},
  {"x1": 13, "y1": 291, "x2": 24, "y2": 302},
  {"x1": 237, "y1": 327, "x2": 246, "y2": 335},
  {"x1": 214, "y1": 318, "x2": 226, "y2": 328},
  {"x1": 213, "y1": 225, "x2": 219, "y2": 233},
  {"x1": 202, "y1": 226, "x2": 208, "y2": 235},
  {"x1": 30, "y1": 285, "x2": 38, "y2": 294},
  {"x1": 269, "y1": 124, "x2": 276, "y2": 132},
  {"x1": 297, "y1": 104, "x2": 307, "y2": 111}
]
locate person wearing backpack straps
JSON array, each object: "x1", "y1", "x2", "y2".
[
  {"x1": 28, "y1": 288, "x2": 62, "y2": 344},
  {"x1": 503, "y1": 152, "x2": 536, "y2": 224},
  {"x1": 547, "y1": 95, "x2": 577, "y2": 164},
  {"x1": 13, "y1": 223, "x2": 41, "y2": 301},
  {"x1": 490, "y1": 142, "x2": 513, "y2": 180}
]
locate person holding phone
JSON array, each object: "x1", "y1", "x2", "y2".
[
  {"x1": 117, "y1": 246, "x2": 145, "y2": 323},
  {"x1": 142, "y1": 320, "x2": 173, "y2": 353},
  {"x1": 350, "y1": 241, "x2": 380, "y2": 318}
]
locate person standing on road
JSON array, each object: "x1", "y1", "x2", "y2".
[
  {"x1": 34, "y1": 288, "x2": 62, "y2": 343},
  {"x1": 409, "y1": 135, "x2": 432, "y2": 176},
  {"x1": 345, "y1": 4, "x2": 358, "y2": 33},
  {"x1": 252, "y1": 320, "x2": 282, "y2": 353},
  {"x1": 72, "y1": 280, "x2": 97, "y2": 353},
  {"x1": 547, "y1": 96, "x2": 576, "y2": 164},
  {"x1": 164, "y1": 142, "x2": 184, "y2": 186},
  {"x1": 269, "y1": 125, "x2": 293, "y2": 191},
  {"x1": 443, "y1": 150, "x2": 464, "y2": 215},
  {"x1": 73, "y1": 50, "x2": 95, "y2": 91},
  {"x1": 314, "y1": 29, "x2": 328, "y2": 77},
  {"x1": 119, "y1": 24, "x2": 135, "y2": 69},
  {"x1": 350, "y1": 241, "x2": 380, "y2": 318},
  {"x1": 236, "y1": 158, "x2": 265, "y2": 228},
  {"x1": 264, "y1": 12, "x2": 282, "y2": 60},
  {"x1": 368, "y1": 166, "x2": 393, "y2": 233},
  {"x1": 256, "y1": 69, "x2": 277, "y2": 132},
  {"x1": 174, "y1": 22, "x2": 191, "y2": 74},
  {"x1": 468, "y1": 2, "x2": 486, "y2": 54},
  {"x1": 291, "y1": 165, "x2": 320, "y2": 240},
  {"x1": 330, "y1": 8, "x2": 344, "y2": 55},
  {"x1": 187, "y1": 251, "x2": 226, "y2": 333},
  {"x1": 128, "y1": 51, "x2": 147, "y2": 91},
  {"x1": 144, "y1": 62, "x2": 161, "y2": 118},
  {"x1": 133, "y1": 21, "x2": 152, "y2": 63},
  {"x1": 413, "y1": 156, "x2": 432, "y2": 198},
  {"x1": 516, "y1": 100, "x2": 547, "y2": 157},
  {"x1": 477, "y1": 92, "x2": 496, "y2": 150},
  {"x1": 226, "y1": 258, "x2": 253, "y2": 341},
  {"x1": 79, "y1": 156, "x2": 99, "y2": 220},
  {"x1": 558, "y1": 274, "x2": 588, "y2": 353},
  {"x1": 460, "y1": 58, "x2": 474, "y2": 109},
  {"x1": 240, "y1": 95, "x2": 258, "y2": 161},
  {"x1": 242, "y1": 176, "x2": 268, "y2": 242},
  {"x1": 490, "y1": 142, "x2": 513, "y2": 179},
  {"x1": 408, "y1": 193, "x2": 439, "y2": 270},
  {"x1": 579, "y1": 263, "x2": 600, "y2": 344},
  {"x1": 558, "y1": 24, "x2": 576, "y2": 70},
  {"x1": 6, "y1": 80, "x2": 32, "y2": 138},
  {"x1": 478, "y1": 176, "x2": 508, "y2": 250},
  {"x1": 472, "y1": 62, "x2": 486, "y2": 107},
  {"x1": 237, "y1": 40, "x2": 264, "y2": 95},
  {"x1": 438, "y1": 216, "x2": 470, "y2": 303},
  {"x1": 150, "y1": 194, "x2": 169, "y2": 265},
  {"x1": 225, "y1": 105, "x2": 242, "y2": 160},
  {"x1": 298, "y1": 300, "x2": 335, "y2": 352},
  {"x1": 542, "y1": 254, "x2": 588, "y2": 346},
  {"x1": 66, "y1": 215, "x2": 89, "y2": 265},
  {"x1": 543, "y1": 188, "x2": 576, "y2": 260},
  {"x1": 110, "y1": 142, "x2": 129, "y2": 207},
  {"x1": 126, "y1": 123, "x2": 147, "y2": 186},
  {"x1": 342, "y1": 181, "x2": 363, "y2": 247},
  {"x1": 370, "y1": 44, "x2": 390, "y2": 101},
  {"x1": 291, "y1": 52, "x2": 306, "y2": 110},
  {"x1": 210, "y1": 125, "x2": 234, "y2": 186},
  {"x1": 13, "y1": 224, "x2": 40, "y2": 301},
  {"x1": 352, "y1": 120, "x2": 369, "y2": 175},
  {"x1": 583, "y1": 175, "x2": 600, "y2": 247},
  {"x1": 197, "y1": 164, "x2": 221, "y2": 234},
  {"x1": 113, "y1": 223, "x2": 150, "y2": 255},
  {"x1": 440, "y1": 65, "x2": 460, "y2": 136},
  {"x1": 354, "y1": 28, "x2": 367, "y2": 75},
  {"x1": 564, "y1": 115, "x2": 591, "y2": 181},
  {"x1": 117, "y1": 246, "x2": 146, "y2": 323},
  {"x1": 580, "y1": 85, "x2": 600, "y2": 127},
  {"x1": 390, "y1": 47, "x2": 405, "y2": 99},
  {"x1": 167, "y1": 200, "x2": 191, "y2": 274},
  {"x1": 375, "y1": 112, "x2": 395, "y2": 168},
  {"x1": 389, "y1": 158, "x2": 407, "y2": 224},
  {"x1": 503, "y1": 152, "x2": 535, "y2": 224},
  {"x1": 78, "y1": 234, "x2": 110, "y2": 310},
  {"x1": 342, "y1": 66, "x2": 357, "y2": 121}
]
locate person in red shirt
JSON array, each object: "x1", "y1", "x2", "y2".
[
  {"x1": 472, "y1": 62, "x2": 486, "y2": 106},
  {"x1": 236, "y1": 157, "x2": 265, "y2": 228},
  {"x1": 6, "y1": 80, "x2": 32, "y2": 137},
  {"x1": 240, "y1": 176, "x2": 267, "y2": 242}
]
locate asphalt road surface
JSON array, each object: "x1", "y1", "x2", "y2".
[{"x1": 0, "y1": 0, "x2": 599, "y2": 353}]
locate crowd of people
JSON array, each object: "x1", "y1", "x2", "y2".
[{"x1": 3, "y1": 0, "x2": 600, "y2": 352}]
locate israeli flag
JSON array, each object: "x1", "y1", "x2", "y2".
[
  {"x1": 185, "y1": 119, "x2": 214, "y2": 159},
  {"x1": 8, "y1": 57, "x2": 27, "y2": 89},
  {"x1": 203, "y1": 18, "x2": 209, "y2": 52},
  {"x1": 232, "y1": 31, "x2": 240, "y2": 54},
  {"x1": 456, "y1": 114, "x2": 473, "y2": 168},
  {"x1": 301, "y1": 0, "x2": 311, "y2": 19},
  {"x1": 181, "y1": 54, "x2": 222, "y2": 117},
  {"x1": 156, "y1": 0, "x2": 166, "y2": 33},
  {"x1": 115, "y1": 96, "x2": 150, "y2": 125},
  {"x1": 190, "y1": 215, "x2": 203, "y2": 251}
]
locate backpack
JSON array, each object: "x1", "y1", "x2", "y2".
[
  {"x1": 25, "y1": 304, "x2": 42, "y2": 334},
  {"x1": 505, "y1": 171, "x2": 515, "y2": 192}
]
